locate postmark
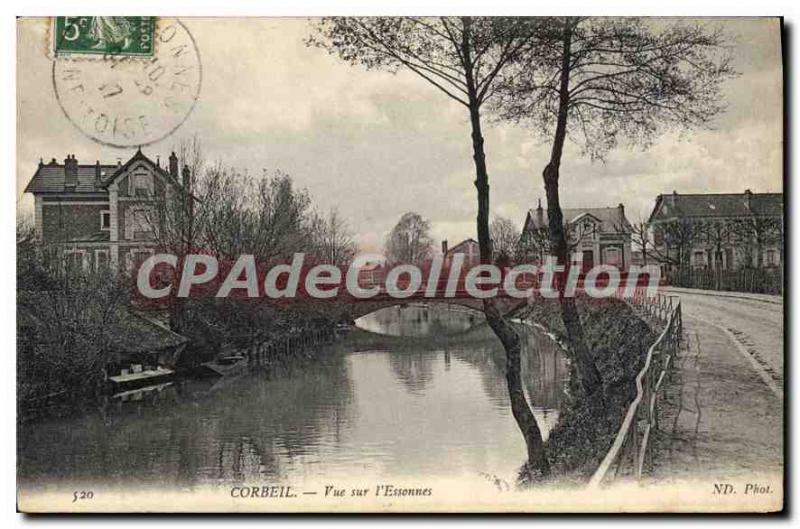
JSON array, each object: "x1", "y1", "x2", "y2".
[
  {"x1": 51, "y1": 17, "x2": 201, "y2": 148},
  {"x1": 53, "y1": 17, "x2": 155, "y2": 57}
]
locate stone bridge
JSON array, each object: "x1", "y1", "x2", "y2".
[{"x1": 342, "y1": 296, "x2": 524, "y2": 321}]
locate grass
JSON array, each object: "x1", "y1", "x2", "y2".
[{"x1": 519, "y1": 297, "x2": 657, "y2": 482}]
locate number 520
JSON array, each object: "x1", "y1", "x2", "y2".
[{"x1": 72, "y1": 490, "x2": 94, "y2": 503}]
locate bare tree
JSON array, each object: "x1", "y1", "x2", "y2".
[
  {"x1": 309, "y1": 17, "x2": 552, "y2": 475},
  {"x1": 385, "y1": 212, "x2": 433, "y2": 266},
  {"x1": 659, "y1": 218, "x2": 703, "y2": 268},
  {"x1": 495, "y1": 17, "x2": 735, "y2": 396},
  {"x1": 612, "y1": 212, "x2": 653, "y2": 266},
  {"x1": 196, "y1": 167, "x2": 315, "y2": 262},
  {"x1": 702, "y1": 219, "x2": 732, "y2": 266},
  {"x1": 311, "y1": 208, "x2": 359, "y2": 267},
  {"x1": 490, "y1": 216, "x2": 520, "y2": 263},
  {"x1": 628, "y1": 220, "x2": 651, "y2": 266},
  {"x1": 18, "y1": 241, "x2": 129, "y2": 401},
  {"x1": 176, "y1": 135, "x2": 204, "y2": 190},
  {"x1": 730, "y1": 215, "x2": 781, "y2": 268},
  {"x1": 694, "y1": 219, "x2": 733, "y2": 288}
]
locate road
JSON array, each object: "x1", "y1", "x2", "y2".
[
  {"x1": 653, "y1": 287, "x2": 784, "y2": 483},
  {"x1": 664, "y1": 287, "x2": 783, "y2": 381}
]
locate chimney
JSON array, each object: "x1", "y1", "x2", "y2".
[
  {"x1": 94, "y1": 160, "x2": 102, "y2": 186},
  {"x1": 536, "y1": 198, "x2": 544, "y2": 226},
  {"x1": 618, "y1": 202, "x2": 625, "y2": 220},
  {"x1": 744, "y1": 189, "x2": 752, "y2": 209},
  {"x1": 64, "y1": 154, "x2": 78, "y2": 189},
  {"x1": 169, "y1": 152, "x2": 178, "y2": 178},
  {"x1": 182, "y1": 164, "x2": 191, "y2": 191},
  {"x1": 441, "y1": 240, "x2": 448, "y2": 255},
  {"x1": 670, "y1": 190, "x2": 678, "y2": 206}
]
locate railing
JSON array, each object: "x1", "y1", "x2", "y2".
[
  {"x1": 629, "y1": 289, "x2": 678, "y2": 324},
  {"x1": 588, "y1": 291, "x2": 682, "y2": 487},
  {"x1": 667, "y1": 267, "x2": 782, "y2": 295}
]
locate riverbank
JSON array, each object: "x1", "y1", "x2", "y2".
[
  {"x1": 18, "y1": 293, "x2": 340, "y2": 418},
  {"x1": 517, "y1": 297, "x2": 657, "y2": 482},
  {"x1": 19, "y1": 305, "x2": 565, "y2": 493}
]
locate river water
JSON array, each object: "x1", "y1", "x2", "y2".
[{"x1": 18, "y1": 305, "x2": 568, "y2": 492}]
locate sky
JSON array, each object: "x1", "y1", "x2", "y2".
[{"x1": 17, "y1": 17, "x2": 783, "y2": 252}]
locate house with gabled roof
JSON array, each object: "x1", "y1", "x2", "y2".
[
  {"x1": 520, "y1": 200, "x2": 632, "y2": 271},
  {"x1": 441, "y1": 238, "x2": 481, "y2": 268},
  {"x1": 24, "y1": 149, "x2": 192, "y2": 272},
  {"x1": 647, "y1": 190, "x2": 783, "y2": 271}
]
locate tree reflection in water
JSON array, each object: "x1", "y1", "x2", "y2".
[{"x1": 18, "y1": 305, "x2": 568, "y2": 490}]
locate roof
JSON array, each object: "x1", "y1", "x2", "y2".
[
  {"x1": 24, "y1": 149, "x2": 175, "y2": 194},
  {"x1": 18, "y1": 291, "x2": 188, "y2": 354},
  {"x1": 648, "y1": 192, "x2": 783, "y2": 223},
  {"x1": 446, "y1": 238, "x2": 479, "y2": 255},
  {"x1": 526, "y1": 206, "x2": 630, "y2": 234},
  {"x1": 24, "y1": 162, "x2": 118, "y2": 194}
]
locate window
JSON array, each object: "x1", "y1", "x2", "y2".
[
  {"x1": 64, "y1": 250, "x2": 86, "y2": 273},
  {"x1": 724, "y1": 248, "x2": 734, "y2": 270},
  {"x1": 580, "y1": 220, "x2": 596, "y2": 240},
  {"x1": 605, "y1": 247, "x2": 621, "y2": 266},
  {"x1": 692, "y1": 250, "x2": 706, "y2": 267},
  {"x1": 95, "y1": 249, "x2": 110, "y2": 271},
  {"x1": 133, "y1": 209, "x2": 149, "y2": 231},
  {"x1": 126, "y1": 248, "x2": 155, "y2": 272},
  {"x1": 126, "y1": 207, "x2": 154, "y2": 240},
  {"x1": 766, "y1": 249, "x2": 778, "y2": 267},
  {"x1": 100, "y1": 210, "x2": 111, "y2": 230},
  {"x1": 130, "y1": 170, "x2": 153, "y2": 197},
  {"x1": 653, "y1": 227, "x2": 664, "y2": 245}
]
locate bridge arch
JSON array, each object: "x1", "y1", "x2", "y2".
[{"x1": 346, "y1": 298, "x2": 487, "y2": 320}]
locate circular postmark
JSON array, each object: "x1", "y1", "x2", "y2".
[{"x1": 52, "y1": 18, "x2": 202, "y2": 148}]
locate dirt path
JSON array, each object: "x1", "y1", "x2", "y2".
[{"x1": 653, "y1": 316, "x2": 783, "y2": 480}]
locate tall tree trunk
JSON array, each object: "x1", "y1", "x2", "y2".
[
  {"x1": 470, "y1": 104, "x2": 548, "y2": 475},
  {"x1": 462, "y1": 20, "x2": 549, "y2": 476},
  {"x1": 755, "y1": 235, "x2": 763, "y2": 268},
  {"x1": 541, "y1": 19, "x2": 602, "y2": 396}
]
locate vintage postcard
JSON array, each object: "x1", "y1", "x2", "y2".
[{"x1": 15, "y1": 16, "x2": 784, "y2": 513}]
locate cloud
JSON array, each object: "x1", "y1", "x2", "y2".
[{"x1": 17, "y1": 17, "x2": 783, "y2": 250}]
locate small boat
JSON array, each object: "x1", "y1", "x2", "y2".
[
  {"x1": 111, "y1": 382, "x2": 174, "y2": 402},
  {"x1": 108, "y1": 366, "x2": 174, "y2": 391},
  {"x1": 199, "y1": 355, "x2": 249, "y2": 378}
]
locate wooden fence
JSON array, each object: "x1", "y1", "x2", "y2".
[
  {"x1": 667, "y1": 267, "x2": 782, "y2": 295},
  {"x1": 245, "y1": 327, "x2": 335, "y2": 367},
  {"x1": 588, "y1": 292, "x2": 682, "y2": 487}
]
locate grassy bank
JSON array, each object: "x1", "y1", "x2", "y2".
[
  {"x1": 518, "y1": 297, "x2": 657, "y2": 481},
  {"x1": 176, "y1": 298, "x2": 338, "y2": 368},
  {"x1": 18, "y1": 292, "x2": 340, "y2": 415}
]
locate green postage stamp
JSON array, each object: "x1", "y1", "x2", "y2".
[{"x1": 53, "y1": 16, "x2": 155, "y2": 56}]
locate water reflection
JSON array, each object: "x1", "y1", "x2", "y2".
[
  {"x1": 18, "y1": 304, "x2": 568, "y2": 490},
  {"x1": 354, "y1": 303, "x2": 480, "y2": 337}
]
